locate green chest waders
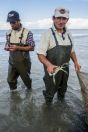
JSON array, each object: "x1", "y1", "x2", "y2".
[
  {"x1": 43, "y1": 28, "x2": 72, "y2": 103},
  {"x1": 7, "y1": 28, "x2": 32, "y2": 90}
]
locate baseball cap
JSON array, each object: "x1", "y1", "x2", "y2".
[
  {"x1": 7, "y1": 10, "x2": 20, "y2": 22},
  {"x1": 54, "y1": 7, "x2": 69, "y2": 18}
]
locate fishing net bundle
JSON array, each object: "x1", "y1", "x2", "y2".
[{"x1": 77, "y1": 71, "x2": 88, "y2": 124}]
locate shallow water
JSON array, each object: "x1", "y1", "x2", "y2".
[{"x1": 0, "y1": 29, "x2": 88, "y2": 132}]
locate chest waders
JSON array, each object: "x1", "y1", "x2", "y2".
[
  {"x1": 43, "y1": 28, "x2": 72, "y2": 103},
  {"x1": 7, "y1": 28, "x2": 32, "y2": 90}
]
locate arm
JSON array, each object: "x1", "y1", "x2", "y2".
[
  {"x1": 68, "y1": 31, "x2": 81, "y2": 72},
  {"x1": 38, "y1": 54, "x2": 52, "y2": 67},
  {"x1": 38, "y1": 54, "x2": 57, "y2": 74},
  {"x1": 37, "y1": 30, "x2": 57, "y2": 74},
  {"x1": 7, "y1": 44, "x2": 34, "y2": 52},
  {"x1": 70, "y1": 51, "x2": 81, "y2": 72}
]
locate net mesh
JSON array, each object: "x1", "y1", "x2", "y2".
[{"x1": 77, "y1": 71, "x2": 88, "y2": 124}]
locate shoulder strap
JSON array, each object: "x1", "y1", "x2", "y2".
[
  {"x1": 67, "y1": 34, "x2": 73, "y2": 48},
  {"x1": 6, "y1": 30, "x2": 12, "y2": 43},
  {"x1": 50, "y1": 28, "x2": 58, "y2": 46},
  {"x1": 19, "y1": 28, "x2": 25, "y2": 44}
]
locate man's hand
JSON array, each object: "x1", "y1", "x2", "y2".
[
  {"x1": 4, "y1": 44, "x2": 18, "y2": 51},
  {"x1": 4, "y1": 45, "x2": 10, "y2": 51},
  {"x1": 38, "y1": 54, "x2": 58, "y2": 74},
  {"x1": 71, "y1": 52, "x2": 81, "y2": 72},
  {"x1": 47, "y1": 64, "x2": 58, "y2": 74},
  {"x1": 8, "y1": 45, "x2": 18, "y2": 51},
  {"x1": 74, "y1": 62, "x2": 81, "y2": 72}
]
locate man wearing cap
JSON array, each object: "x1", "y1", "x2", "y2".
[
  {"x1": 4, "y1": 11, "x2": 35, "y2": 91},
  {"x1": 37, "y1": 7, "x2": 81, "y2": 104}
]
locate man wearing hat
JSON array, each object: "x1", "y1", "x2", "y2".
[
  {"x1": 4, "y1": 11, "x2": 35, "y2": 91},
  {"x1": 37, "y1": 7, "x2": 81, "y2": 104}
]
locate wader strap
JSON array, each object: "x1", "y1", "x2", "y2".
[
  {"x1": 51, "y1": 28, "x2": 73, "y2": 48},
  {"x1": 50, "y1": 28, "x2": 58, "y2": 46},
  {"x1": 8, "y1": 28, "x2": 25, "y2": 45},
  {"x1": 19, "y1": 28, "x2": 25, "y2": 44},
  {"x1": 6, "y1": 30, "x2": 12, "y2": 44},
  {"x1": 68, "y1": 34, "x2": 73, "y2": 48},
  {"x1": 9, "y1": 28, "x2": 26, "y2": 46}
]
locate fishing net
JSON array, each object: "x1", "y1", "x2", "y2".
[{"x1": 77, "y1": 71, "x2": 88, "y2": 125}]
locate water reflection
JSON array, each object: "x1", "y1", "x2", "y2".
[{"x1": 0, "y1": 88, "x2": 88, "y2": 132}]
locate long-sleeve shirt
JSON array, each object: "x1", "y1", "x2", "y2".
[{"x1": 26, "y1": 31, "x2": 35, "y2": 47}]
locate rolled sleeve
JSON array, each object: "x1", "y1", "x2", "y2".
[{"x1": 26, "y1": 31, "x2": 35, "y2": 47}]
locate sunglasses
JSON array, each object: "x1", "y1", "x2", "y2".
[{"x1": 10, "y1": 21, "x2": 16, "y2": 24}]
